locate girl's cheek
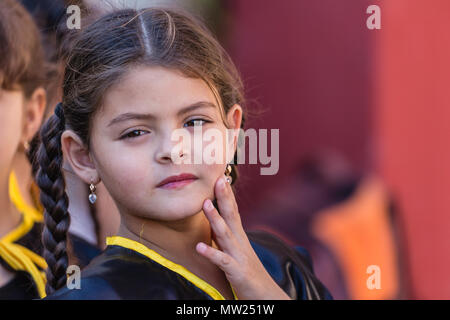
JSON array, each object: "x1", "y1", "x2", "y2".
[
  {"x1": 201, "y1": 163, "x2": 226, "y2": 188},
  {"x1": 195, "y1": 128, "x2": 229, "y2": 165},
  {"x1": 94, "y1": 149, "x2": 150, "y2": 190},
  {"x1": 0, "y1": 93, "x2": 23, "y2": 168},
  {"x1": 106, "y1": 159, "x2": 149, "y2": 184}
]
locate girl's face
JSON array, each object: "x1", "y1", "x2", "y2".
[
  {"x1": 0, "y1": 89, "x2": 23, "y2": 176},
  {"x1": 0, "y1": 86, "x2": 46, "y2": 178},
  {"x1": 78, "y1": 66, "x2": 242, "y2": 221}
]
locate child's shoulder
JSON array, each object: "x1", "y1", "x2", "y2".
[
  {"x1": 45, "y1": 243, "x2": 207, "y2": 300},
  {"x1": 246, "y1": 229, "x2": 314, "y2": 269},
  {"x1": 47, "y1": 231, "x2": 333, "y2": 300},
  {"x1": 246, "y1": 229, "x2": 333, "y2": 300},
  {"x1": 44, "y1": 246, "x2": 126, "y2": 300},
  {"x1": 44, "y1": 274, "x2": 120, "y2": 300}
]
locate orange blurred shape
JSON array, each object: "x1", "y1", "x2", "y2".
[{"x1": 312, "y1": 176, "x2": 399, "y2": 299}]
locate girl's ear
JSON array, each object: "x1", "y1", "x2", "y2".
[
  {"x1": 21, "y1": 87, "x2": 46, "y2": 145},
  {"x1": 226, "y1": 104, "x2": 243, "y2": 162},
  {"x1": 61, "y1": 130, "x2": 100, "y2": 184}
]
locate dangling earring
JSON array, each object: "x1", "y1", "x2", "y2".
[
  {"x1": 23, "y1": 140, "x2": 30, "y2": 152},
  {"x1": 89, "y1": 181, "x2": 97, "y2": 204},
  {"x1": 225, "y1": 164, "x2": 233, "y2": 184}
]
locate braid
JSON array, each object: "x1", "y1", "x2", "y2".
[{"x1": 35, "y1": 103, "x2": 70, "y2": 294}]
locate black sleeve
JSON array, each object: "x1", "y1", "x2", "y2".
[{"x1": 247, "y1": 230, "x2": 333, "y2": 300}]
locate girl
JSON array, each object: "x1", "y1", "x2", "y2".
[
  {"x1": 0, "y1": 0, "x2": 48, "y2": 299},
  {"x1": 22, "y1": 0, "x2": 117, "y2": 268},
  {"x1": 0, "y1": 0, "x2": 101, "y2": 301},
  {"x1": 4, "y1": 0, "x2": 102, "y2": 278},
  {"x1": 36, "y1": 7, "x2": 332, "y2": 300}
]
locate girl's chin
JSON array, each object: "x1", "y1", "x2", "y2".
[{"x1": 152, "y1": 202, "x2": 204, "y2": 219}]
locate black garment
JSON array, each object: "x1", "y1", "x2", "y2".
[
  {"x1": 0, "y1": 222, "x2": 102, "y2": 299},
  {"x1": 6, "y1": 221, "x2": 43, "y2": 258},
  {"x1": 46, "y1": 230, "x2": 333, "y2": 300},
  {"x1": 68, "y1": 233, "x2": 102, "y2": 269},
  {"x1": 0, "y1": 222, "x2": 43, "y2": 300},
  {"x1": 0, "y1": 271, "x2": 39, "y2": 300}
]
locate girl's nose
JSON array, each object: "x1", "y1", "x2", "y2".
[{"x1": 154, "y1": 127, "x2": 190, "y2": 165}]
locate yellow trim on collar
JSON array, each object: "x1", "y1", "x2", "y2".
[
  {"x1": 0, "y1": 208, "x2": 34, "y2": 244},
  {"x1": 0, "y1": 241, "x2": 47, "y2": 298},
  {"x1": 106, "y1": 236, "x2": 238, "y2": 300},
  {"x1": 1, "y1": 171, "x2": 48, "y2": 298},
  {"x1": 9, "y1": 171, "x2": 43, "y2": 223}
]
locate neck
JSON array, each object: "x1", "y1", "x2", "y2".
[
  {"x1": 0, "y1": 168, "x2": 22, "y2": 239},
  {"x1": 117, "y1": 210, "x2": 214, "y2": 266},
  {"x1": 11, "y1": 151, "x2": 33, "y2": 206}
]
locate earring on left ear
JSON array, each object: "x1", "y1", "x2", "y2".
[
  {"x1": 23, "y1": 140, "x2": 30, "y2": 152},
  {"x1": 225, "y1": 164, "x2": 233, "y2": 184},
  {"x1": 89, "y1": 180, "x2": 97, "y2": 204}
]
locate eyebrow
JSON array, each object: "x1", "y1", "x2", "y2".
[{"x1": 107, "y1": 101, "x2": 217, "y2": 127}]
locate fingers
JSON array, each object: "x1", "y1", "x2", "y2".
[
  {"x1": 203, "y1": 199, "x2": 241, "y2": 256},
  {"x1": 214, "y1": 176, "x2": 243, "y2": 235},
  {"x1": 195, "y1": 242, "x2": 240, "y2": 281}
]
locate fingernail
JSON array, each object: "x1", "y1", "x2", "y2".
[
  {"x1": 204, "y1": 199, "x2": 213, "y2": 210},
  {"x1": 197, "y1": 242, "x2": 206, "y2": 253},
  {"x1": 218, "y1": 177, "x2": 226, "y2": 190}
]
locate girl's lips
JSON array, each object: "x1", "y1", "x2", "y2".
[
  {"x1": 158, "y1": 178, "x2": 197, "y2": 190},
  {"x1": 156, "y1": 173, "x2": 198, "y2": 189}
]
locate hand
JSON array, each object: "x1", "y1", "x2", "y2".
[{"x1": 195, "y1": 175, "x2": 291, "y2": 300}]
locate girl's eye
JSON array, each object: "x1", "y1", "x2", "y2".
[
  {"x1": 184, "y1": 119, "x2": 209, "y2": 127},
  {"x1": 121, "y1": 129, "x2": 149, "y2": 139}
]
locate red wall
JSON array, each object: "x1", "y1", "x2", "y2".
[
  {"x1": 227, "y1": 0, "x2": 373, "y2": 216},
  {"x1": 374, "y1": 0, "x2": 450, "y2": 299}
]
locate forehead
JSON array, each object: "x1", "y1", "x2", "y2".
[{"x1": 100, "y1": 66, "x2": 219, "y2": 119}]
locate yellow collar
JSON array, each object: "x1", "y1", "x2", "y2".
[
  {"x1": 0, "y1": 171, "x2": 47, "y2": 298},
  {"x1": 106, "y1": 236, "x2": 238, "y2": 300},
  {"x1": 8, "y1": 171, "x2": 43, "y2": 224},
  {"x1": 3, "y1": 171, "x2": 42, "y2": 244}
]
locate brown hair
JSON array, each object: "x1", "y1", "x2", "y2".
[
  {"x1": 0, "y1": 0, "x2": 46, "y2": 97},
  {"x1": 35, "y1": 7, "x2": 247, "y2": 294}
]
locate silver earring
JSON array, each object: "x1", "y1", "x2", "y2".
[
  {"x1": 225, "y1": 164, "x2": 232, "y2": 184},
  {"x1": 89, "y1": 181, "x2": 97, "y2": 204}
]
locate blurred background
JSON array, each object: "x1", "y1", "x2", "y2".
[{"x1": 22, "y1": 0, "x2": 450, "y2": 299}]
